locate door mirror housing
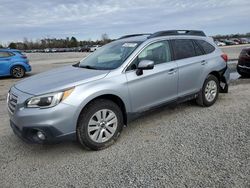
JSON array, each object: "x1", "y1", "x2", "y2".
[{"x1": 136, "y1": 60, "x2": 154, "y2": 76}]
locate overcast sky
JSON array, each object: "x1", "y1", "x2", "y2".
[{"x1": 0, "y1": 0, "x2": 250, "y2": 43}]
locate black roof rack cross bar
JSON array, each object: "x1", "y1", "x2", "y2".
[
  {"x1": 118, "y1": 33, "x2": 151, "y2": 40},
  {"x1": 148, "y1": 30, "x2": 206, "y2": 39}
]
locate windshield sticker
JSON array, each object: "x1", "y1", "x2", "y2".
[{"x1": 122, "y1": 43, "x2": 138, "y2": 48}]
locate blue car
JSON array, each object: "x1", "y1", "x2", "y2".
[{"x1": 0, "y1": 49, "x2": 31, "y2": 78}]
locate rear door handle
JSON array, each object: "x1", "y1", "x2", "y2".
[
  {"x1": 168, "y1": 68, "x2": 177, "y2": 75},
  {"x1": 201, "y1": 60, "x2": 207, "y2": 65}
]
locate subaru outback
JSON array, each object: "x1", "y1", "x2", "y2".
[{"x1": 7, "y1": 30, "x2": 230, "y2": 150}]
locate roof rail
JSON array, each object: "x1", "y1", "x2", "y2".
[
  {"x1": 118, "y1": 33, "x2": 151, "y2": 40},
  {"x1": 148, "y1": 30, "x2": 206, "y2": 39}
]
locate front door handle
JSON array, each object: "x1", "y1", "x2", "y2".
[
  {"x1": 201, "y1": 60, "x2": 207, "y2": 65},
  {"x1": 168, "y1": 68, "x2": 177, "y2": 75}
]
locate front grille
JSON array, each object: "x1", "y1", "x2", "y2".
[{"x1": 8, "y1": 92, "x2": 18, "y2": 114}]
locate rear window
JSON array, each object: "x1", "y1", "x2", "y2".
[
  {"x1": 192, "y1": 40, "x2": 204, "y2": 56},
  {"x1": 196, "y1": 40, "x2": 215, "y2": 54},
  {"x1": 171, "y1": 39, "x2": 196, "y2": 60}
]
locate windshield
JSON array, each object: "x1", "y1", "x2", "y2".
[{"x1": 79, "y1": 41, "x2": 141, "y2": 70}]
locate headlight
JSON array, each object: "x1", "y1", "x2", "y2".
[{"x1": 26, "y1": 88, "x2": 74, "y2": 108}]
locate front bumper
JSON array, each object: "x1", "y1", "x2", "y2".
[
  {"x1": 237, "y1": 65, "x2": 250, "y2": 74},
  {"x1": 10, "y1": 120, "x2": 75, "y2": 143},
  {"x1": 8, "y1": 87, "x2": 77, "y2": 143}
]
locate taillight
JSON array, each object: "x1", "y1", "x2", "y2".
[
  {"x1": 21, "y1": 55, "x2": 27, "y2": 59},
  {"x1": 221, "y1": 53, "x2": 228, "y2": 63}
]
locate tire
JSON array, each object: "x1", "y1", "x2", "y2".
[
  {"x1": 77, "y1": 99, "x2": 123, "y2": 150},
  {"x1": 11, "y1": 66, "x2": 25, "y2": 78},
  {"x1": 196, "y1": 75, "x2": 219, "y2": 107}
]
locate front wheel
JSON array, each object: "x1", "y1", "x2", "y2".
[
  {"x1": 77, "y1": 99, "x2": 123, "y2": 150},
  {"x1": 196, "y1": 75, "x2": 219, "y2": 107},
  {"x1": 11, "y1": 66, "x2": 25, "y2": 78}
]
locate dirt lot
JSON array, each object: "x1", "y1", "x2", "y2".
[{"x1": 0, "y1": 52, "x2": 249, "y2": 187}]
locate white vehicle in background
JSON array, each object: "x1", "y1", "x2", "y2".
[
  {"x1": 90, "y1": 45, "x2": 101, "y2": 52},
  {"x1": 44, "y1": 48, "x2": 51, "y2": 53},
  {"x1": 214, "y1": 41, "x2": 226, "y2": 46}
]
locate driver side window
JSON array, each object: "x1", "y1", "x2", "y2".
[{"x1": 128, "y1": 41, "x2": 171, "y2": 70}]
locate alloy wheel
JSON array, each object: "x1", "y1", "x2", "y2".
[
  {"x1": 205, "y1": 80, "x2": 218, "y2": 102},
  {"x1": 87, "y1": 109, "x2": 118, "y2": 143},
  {"x1": 12, "y1": 67, "x2": 24, "y2": 78}
]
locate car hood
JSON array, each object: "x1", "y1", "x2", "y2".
[{"x1": 14, "y1": 65, "x2": 110, "y2": 95}]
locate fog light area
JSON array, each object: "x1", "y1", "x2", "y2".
[{"x1": 37, "y1": 131, "x2": 45, "y2": 140}]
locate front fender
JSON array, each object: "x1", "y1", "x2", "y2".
[{"x1": 62, "y1": 74, "x2": 130, "y2": 129}]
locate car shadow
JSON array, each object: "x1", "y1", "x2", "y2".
[
  {"x1": 6, "y1": 101, "x2": 195, "y2": 155},
  {"x1": 6, "y1": 135, "x2": 92, "y2": 155},
  {"x1": 0, "y1": 73, "x2": 34, "y2": 80}
]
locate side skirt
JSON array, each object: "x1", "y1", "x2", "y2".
[{"x1": 126, "y1": 92, "x2": 198, "y2": 123}]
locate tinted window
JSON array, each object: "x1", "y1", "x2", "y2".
[
  {"x1": 172, "y1": 39, "x2": 196, "y2": 60},
  {"x1": 128, "y1": 41, "x2": 171, "y2": 70},
  {"x1": 192, "y1": 40, "x2": 204, "y2": 56},
  {"x1": 0, "y1": 52, "x2": 11, "y2": 58},
  {"x1": 196, "y1": 40, "x2": 215, "y2": 54}
]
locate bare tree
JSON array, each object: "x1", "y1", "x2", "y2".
[
  {"x1": 101, "y1": 33, "x2": 111, "y2": 44},
  {"x1": 101, "y1": 33, "x2": 109, "y2": 41}
]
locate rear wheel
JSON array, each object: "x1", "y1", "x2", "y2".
[
  {"x1": 196, "y1": 75, "x2": 219, "y2": 107},
  {"x1": 11, "y1": 66, "x2": 25, "y2": 78},
  {"x1": 77, "y1": 99, "x2": 123, "y2": 150}
]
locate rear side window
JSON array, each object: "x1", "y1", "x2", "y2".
[
  {"x1": 192, "y1": 40, "x2": 204, "y2": 56},
  {"x1": 0, "y1": 52, "x2": 11, "y2": 58},
  {"x1": 171, "y1": 39, "x2": 196, "y2": 60},
  {"x1": 196, "y1": 40, "x2": 215, "y2": 54}
]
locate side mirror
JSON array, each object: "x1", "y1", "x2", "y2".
[{"x1": 136, "y1": 60, "x2": 154, "y2": 76}]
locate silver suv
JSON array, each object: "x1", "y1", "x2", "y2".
[{"x1": 7, "y1": 30, "x2": 230, "y2": 150}]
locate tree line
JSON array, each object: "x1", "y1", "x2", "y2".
[
  {"x1": 212, "y1": 32, "x2": 250, "y2": 40},
  {"x1": 0, "y1": 33, "x2": 112, "y2": 50},
  {"x1": 1, "y1": 32, "x2": 250, "y2": 50}
]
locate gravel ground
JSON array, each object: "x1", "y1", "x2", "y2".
[{"x1": 0, "y1": 53, "x2": 249, "y2": 187}]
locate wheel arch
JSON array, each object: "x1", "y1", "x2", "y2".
[
  {"x1": 207, "y1": 69, "x2": 229, "y2": 93},
  {"x1": 77, "y1": 94, "x2": 128, "y2": 126},
  {"x1": 9, "y1": 63, "x2": 26, "y2": 74},
  {"x1": 208, "y1": 71, "x2": 220, "y2": 82}
]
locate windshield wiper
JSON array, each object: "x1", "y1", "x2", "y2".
[
  {"x1": 72, "y1": 62, "x2": 80, "y2": 67},
  {"x1": 79, "y1": 65, "x2": 97, "y2": 70}
]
